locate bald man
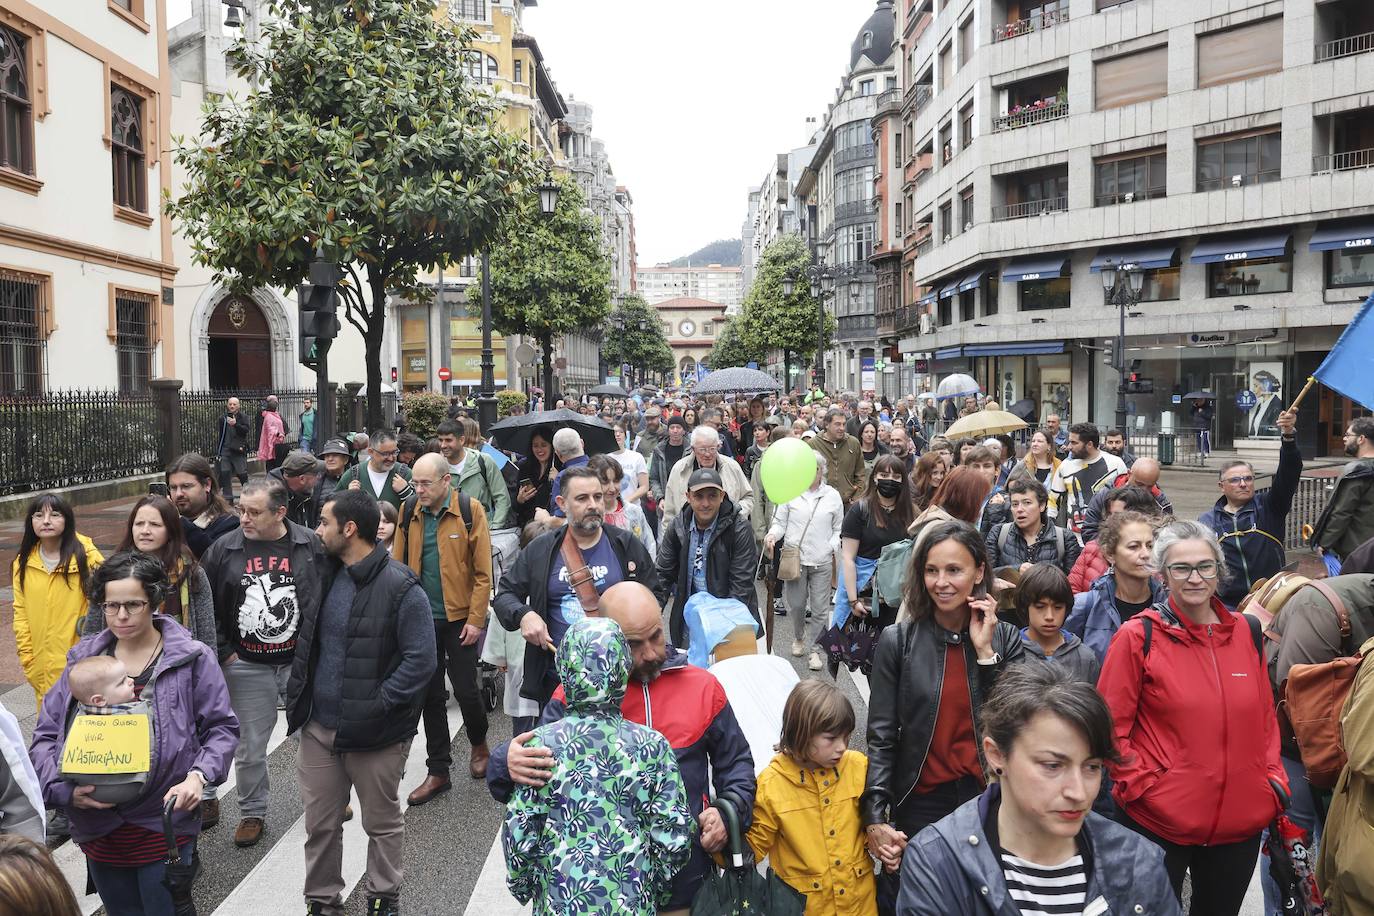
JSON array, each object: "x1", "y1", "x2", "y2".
[
  {"x1": 1079, "y1": 456, "x2": 1173, "y2": 542},
  {"x1": 487, "y1": 582, "x2": 756, "y2": 914}
]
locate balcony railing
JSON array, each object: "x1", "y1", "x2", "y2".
[
  {"x1": 1197, "y1": 169, "x2": 1280, "y2": 191},
  {"x1": 1316, "y1": 30, "x2": 1374, "y2": 63},
  {"x1": 835, "y1": 143, "x2": 877, "y2": 167},
  {"x1": 915, "y1": 236, "x2": 934, "y2": 257},
  {"x1": 911, "y1": 84, "x2": 934, "y2": 117},
  {"x1": 992, "y1": 100, "x2": 1068, "y2": 133},
  {"x1": 992, "y1": 9, "x2": 1068, "y2": 44},
  {"x1": 1314, "y1": 147, "x2": 1374, "y2": 173},
  {"x1": 877, "y1": 88, "x2": 904, "y2": 113},
  {"x1": 835, "y1": 200, "x2": 873, "y2": 221},
  {"x1": 991, "y1": 195, "x2": 1068, "y2": 222}
]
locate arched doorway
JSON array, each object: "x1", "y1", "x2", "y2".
[
  {"x1": 679, "y1": 355, "x2": 697, "y2": 381},
  {"x1": 207, "y1": 295, "x2": 273, "y2": 389}
]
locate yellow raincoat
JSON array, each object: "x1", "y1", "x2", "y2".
[
  {"x1": 12, "y1": 534, "x2": 103, "y2": 703},
  {"x1": 746, "y1": 750, "x2": 877, "y2": 916}
]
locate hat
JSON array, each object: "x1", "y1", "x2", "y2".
[
  {"x1": 281, "y1": 450, "x2": 322, "y2": 476},
  {"x1": 318, "y1": 439, "x2": 351, "y2": 457},
  {"x1": 764, "y1": 415, "x2": 784, "y2": 428},
  {"x1": 687, "y1": 468, "x2": 725, "y2": 493},
  {"x1": 802, "y1": 429, "x2": 818, "y2": 440},
  {"x1": 667, "y1": 416, "x2": 687, "y2": 430}
]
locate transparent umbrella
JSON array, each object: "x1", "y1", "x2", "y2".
[{"x1": 936, "y1": 373, "x2": 981, "y2": 401}]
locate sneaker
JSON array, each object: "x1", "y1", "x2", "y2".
[
  {"x1": 791, "y1": 639, "x2": 806, "y2": 658},
  {"x1": 306, "y1": 904, "x2": 326, "y2": 916},
  {"x1": 367, "y1": 896, "x2": 399, "y2": 916},
  {"x1": 808, "y1": 651, "x2": 824, "y2": 671}
]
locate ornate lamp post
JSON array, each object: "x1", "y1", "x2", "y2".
[
  {"x1": 1100, "y1": 257, "x2": 1145, "y2": 431},
  {"x1": 782, "y1": 264, "x2": 834, "y2": 392}
]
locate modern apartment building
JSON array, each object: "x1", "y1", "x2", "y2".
[
  {"x1": 638, "y1": 264, "x2": 744, "y2": 313},
  {"x1": 896, "y1": 0, "x2": 1374, "y2": 455}
]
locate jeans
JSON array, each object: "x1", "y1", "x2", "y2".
[
  {"x1": 421, "y1": 619, "x2": 489, "y2": 775},
  {"x1": 222, "y1": 658, "x2": 287, "y2": 817},
  {"x1": 87, "y1": 839, "x2": 197, "y2": 916},
  {"x1": 1118, "y1": 808, "x2": 1261, "y2": 916},
  {"x1": 1197, "y1": 429, "x2": 1212, "y2": 455},
  {"x1": 1261, "y1": 754, "x2": 1324, "y2": 916},
  {"x1": 784, "y1": 563, "x2": 832, "y2": 644}
]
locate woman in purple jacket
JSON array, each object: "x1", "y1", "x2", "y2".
[{"x1": 29, "y1": 551, "x2": 238, "y2": 916}]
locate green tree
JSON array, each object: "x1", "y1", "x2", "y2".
[
  {"x1": 487, "y1": 174, "x2": 613, "y2": 399},
  {"x1": 705, "y1": 318, "x2": 761, "y2": 370},
  {"x1": 602, "y1": 294, "x2": 673, "y2": 386},
  {"x1": 737, "y1": 234, "x2": 835, "y2": 383},
  {"x1": 167, "y1": 0, "x2": 533, "y2": 429}
]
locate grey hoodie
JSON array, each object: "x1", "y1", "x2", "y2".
[{"x1": 1019, "y1": 630, "x2": 1101, "y2": 685}]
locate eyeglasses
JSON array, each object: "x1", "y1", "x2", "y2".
[
  {"x1": 237, "y1": 506, "x2": 278, "y2": 519},
  {"x1": 411, "y1": 477, "x2": 446, "y2": 490},
  {"x1": 1221, "y1": 475, "x2": 1255, "y2": 486},
  {"x1": 373, "y1": 449, "x2": 399, "y2": 459},
  {"x1": 102, "y1": 599, "x2": 150, "y2": 616},
  {"x1": 1164, "y1": 562, "x2": 1220, "y2": 581}
]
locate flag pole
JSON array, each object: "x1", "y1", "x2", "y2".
[{"x1": 1287, "y1": 376, "x2": 1317, "y2": 413}]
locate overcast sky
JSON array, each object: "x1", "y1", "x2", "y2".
[{"x1": 167, "y1": 0, "x2": 880, "y2": 265}]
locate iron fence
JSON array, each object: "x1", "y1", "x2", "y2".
[
  {"x1": 1277, "y1": 476, "x2": 1335, "y2": 552},
  {"x1": 179, "y1": 388, "x2": 318, "y2": 460},
  {"x1": 0, "y1": 390, "x2": 160, "y2": 497}
]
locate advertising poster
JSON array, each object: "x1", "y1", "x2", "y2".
[{"x1": 1243, "y1": 361, "x2": 1284, "y2": 438}]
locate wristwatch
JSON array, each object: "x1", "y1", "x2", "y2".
[{"x1": 975, "y1": 652, "x2": 1002, "y2": 666}]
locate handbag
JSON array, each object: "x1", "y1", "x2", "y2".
[{"x1": 776, "y1": 498, "x2": 820, "y2": 582}]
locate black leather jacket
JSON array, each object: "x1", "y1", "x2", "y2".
[{"x1": 861, "y1": 616, "x2": 1024, "y2": 826}]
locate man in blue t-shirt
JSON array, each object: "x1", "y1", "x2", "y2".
[{"x1": 545, "y1": 514, "x2": 624, "y2": 645}]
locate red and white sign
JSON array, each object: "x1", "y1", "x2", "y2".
[{"x1": 437, "y1": 367, "x2": 452, "y2": 381}]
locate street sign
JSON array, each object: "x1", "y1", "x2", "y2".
[
  {"x1": 438, "y1": 367, "x2": 452, "y2": 381},
  {"x1": 515, "y1": 343, "x2": 537, "y2": 363}
]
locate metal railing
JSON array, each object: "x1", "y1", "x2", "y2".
[
  {"x1": 835, "y1": 200, "x2": 874, "y2": 221},
  {"x1": 834, "y1": 143, "x2": 877, "y2": 168},
  {"x1": 0, "y1": 390, "x2": 160, "y2": 496},
  {"x1": 992, "y1": 100, "x2": 1068, "y2": 132},
  {"x1": 991, "y1": 195, "x2": 1068, "y2": 222},
  {"x1": 1316, "y1": 30, "x2": 1374, "y2": 63},
  {"x1": 992, "y1": 9, "x2": 1068, "y2": 43},
  {"x1": 1094, "y1": 188, "x2": 1164, "y2": 207},
  {"x1": 876, "y1": 88, "x2": 904, "y2": 113},
  {"x1": 179, "y1": 388, "x2": 320, "y2": 462},
  {"x1": 1314, "y1": 147, "x2": 1374, "y2": 173},
  {"x1": 1281, "y1": 476, "x2": 1336, "y2": 551},
  {"x1": 911, "y1": 84, "x2": 934, "y2": 117}
]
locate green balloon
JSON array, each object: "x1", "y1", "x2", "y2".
[{"x1": 760, "y1": 437, "x2": 819, "y2": 505}]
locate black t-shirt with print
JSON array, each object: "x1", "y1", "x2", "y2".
[{"x1": 234, "y1": 534, "x2": 299, "y2": 664}]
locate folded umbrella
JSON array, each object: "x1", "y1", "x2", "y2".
[
  {"x1": 161, "y1": 799, "x2": 199, "y2": 916},
  {"x1": 691, "y1": 796, "x2": 806, "y2": 916}
]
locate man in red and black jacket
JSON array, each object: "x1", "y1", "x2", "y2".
[{"x1": 486, "y1": 582, "x2": 756, "y2": 912}]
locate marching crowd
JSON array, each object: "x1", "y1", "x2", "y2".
[{"x1": 2, "y1": 387, "x2": 1374, "y2": 916}]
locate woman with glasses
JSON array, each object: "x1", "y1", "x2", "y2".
[
  {"x1": 29, "y1": 551, "x2": 238, "y2": 916},
  {"x1": 1096, "y1": 520, "x2": 1287, "y2": 916},
  {"x1": 11, "y1": 493, "x2": 104, "y2": 706}
]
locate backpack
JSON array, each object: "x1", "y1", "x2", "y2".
[
  {"x1": 400, "y1": 492, "x2": 473, "y2": 558},
  {"x1": 996, "y1": 523, "x2": 1065, "y2": 567},
  {"x1": 875, "y1": 538, "x2": 913, "y2": 607}
]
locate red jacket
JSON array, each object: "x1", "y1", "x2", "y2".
[
  {"x1": 1069, "y1": 540, "x2": 1107, "y2": 593},
  {"x1": 1098, "y1": 596, "x2": 1286, "y2": 845}
]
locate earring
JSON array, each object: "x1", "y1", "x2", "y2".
[{"x1": 994, "y1": 767, "x2": 1003, "y2": 776}]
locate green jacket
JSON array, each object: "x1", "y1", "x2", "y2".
[
  {"x1": 335, "y1": 462, "x2": 414, "y2": 509},
  {"x1": 810, "y1": 432, "x2": 865, "y2": 505},
  {"x1": 454, "y1": 448, "x2": 514, "y2": 530}
]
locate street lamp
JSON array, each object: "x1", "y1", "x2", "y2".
[
  {"x1": 1100, "y1": 257, "x2": 1145, "y2": 431},
  {"x1": 537, "y1": 168, "x2": 560, "y2": 216},
  {"x1": 783, "y1": 263, "x2": 835, "y2": 393}
]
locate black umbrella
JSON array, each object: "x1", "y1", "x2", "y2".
[
  {"x1": 587, "y1": 383, "x2": 629, "y2": 397},
  {"x1": 161, "y1": 799, "x2": 199, "y2": 915},
  {"x1": 690, "y1": 796, "x2": 805, "y2": 916},
  {"x1": 1185, "y1": 391, "x2": 1217, "y2": 400},
  {"x1": 692, "y1": 367, "x2": 783, "y2": 396},
  {"x1": 487, "y1": 408, "x2": 618, "y2": 456},
  {"x1": 1007, "y1": 398, "x2": 1037, "y2": 422}
]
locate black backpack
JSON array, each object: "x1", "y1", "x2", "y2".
[{"x1": 399, "y1": 492, "x2": 473, "y2": 557}]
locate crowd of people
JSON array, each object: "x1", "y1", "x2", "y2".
[{"x1": 4, "y1": 385, "x2": 1374, "y2": 916}]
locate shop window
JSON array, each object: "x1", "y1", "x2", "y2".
[
  {"x1": 1206, "y1": 256, "x2": 1292, "y2": 297},
  {"x1": 1197, "y1": 130, "x2": 1281, "y2": 191},
  {"x1": 1094, "y1": 46, "x2": 1168, "y2": 110},
  {"x1": 1094, "y1": 150, "x2": 1166, "y2": 205},
  {"x1": 1197, "y1": 18, "x2": 1283, "y2": 90},
  {"x1": 1021, "y1": 276, "x2": 1071, "y2": 311},
  {"x1": 984, "y1": 278, "x2": 999, "y2": 316},
  {"x1": 1101, "y1": 266, "x2": 1180, "y2": 303},
  {"x1": 959, "y1": 290, "x2": 975, "y2": 322},
  {"x1": 1326, "y1": 250, "x2": 1374, "y2": 289}
]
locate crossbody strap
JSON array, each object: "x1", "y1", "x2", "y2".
[
  {"x1": 560, "y1": 532, "x2": 601, "y2": 613},
  {"x1": 1308, "y1": 579, "x2": 1353, "y2": 653}
]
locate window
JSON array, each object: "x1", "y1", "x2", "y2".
[
  {"x1": 1328, "y1": 250, "x2": 1374, "y2": 289},
  {"x1": 1021, "y1": 276, "x2": 1071, "y2": 310},
  {"x1": 702, "y1": 321, "x2": 713, "y2": 335},
  {"x1": 1095, "y1": 46, "x2": 1169, "y2": 110},
  {"x1": 959, "y1": 103, "x2": 973, "y2": 148},
  {"x1": 1094, "y1": 150, "x2": 1166, "y2": 205},
  {"x1": 959, "y1": 290, "x2": 975, "y2": 322},
  {"x1": 862, "y1": 30, "x2": 873, "y2": 50},
  {"x1": 448, "y1": 0, "x2": 487, "y2": 19},
  {"x1": 860, "y1": 79, "x2": 875, "y2": 96},
  {"x1": 886, "y1": 75, "x2": 898, "y2": 91},
  {"x1": 1102, "y1": 266, "x2": 1180, "y2": 302},
  {"x1": 0, "y1": 25, "x2": 34, "y2": 176},
  {"x1": 514, "y1": 60, "x2": 523, "y2": 85},
  {"x1": 895, "y1": 201, "x2": 903, "y2": 235},
  {"x1": 939, "y1": 122, "x2": 953, "y2": 163},
  {"x1": 939, "y1": 201, "x2": 953, "y2": 239},
  {"x1": 1207, "y1": 256, "x2": 1291, "y2": 297},
  {"x1": 661, "y1": 321, "x2": 671, "y2": 335},
  {"x1": 960, "y1": 188, "x2": 974, "y2": 229},
  {"x1": 110, "y1": 87, "x2": 146, "y2": 213},
  {"x1": 939, "y1": 43, "x2": 953, "y2": 90},
  {"x1": 855, "y1": 223, "x2": 875, "y2": 261},
  {"x1": 835, "y1": 166, "x2": 875, "y2": 205},
  {"x1": 984, "y1": 278, "x2": 1000, "y2": 316},
  {"x1": 958, "y1": 19, "x2": 973, "y2": 69},
  {"x1": 938, "y1": 296, "x2": 953, "y2": 327},
  {"x1": 834, "y1": 121, "x2": 870, "y2": 151},
  {"x1": 114, "y1": 291, "x2": 154, "y2": 393},
  {"x1": 0, "y1": 268, "x2": 44, "y2": 394},
  {"x1": 487, "y1": 55, "x2": 498, "y2": 83},
  {"x1": 1198, "y1": 18, "x2": 1283, "y2": 89},
  {"x1": 1197, "y1": 130, "x2": 1281, "y2": 190}
]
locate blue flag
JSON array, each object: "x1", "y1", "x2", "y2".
[{"x1": 1315, "y1": 292, "x2": 1374, "y2": 409}]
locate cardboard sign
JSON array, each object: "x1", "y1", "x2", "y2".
[{"x1": 60, "y1": 715, "x2": 150, "y2": 775}]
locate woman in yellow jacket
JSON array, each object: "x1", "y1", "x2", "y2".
[
  {"x1": 12, "y1": 493, "x2": 102, "y2": 704},
  {"x1": 747, "y1": 679, "x2": 877, "y2": 916}
]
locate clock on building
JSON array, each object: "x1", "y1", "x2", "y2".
[{"x1": 679, "y1": 320, "x2": 696, "y2": 337}]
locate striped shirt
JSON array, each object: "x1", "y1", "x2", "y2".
[{"x1": 999, "y1": 851, "x2": 1088, "y2": 916}]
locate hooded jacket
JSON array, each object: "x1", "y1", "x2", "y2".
[
  {"x1": 1018, "y1": 630, "x2": 1101, "y2": 685},
  {"x1": 1064, "y1": 570, "x2": 1168, "y2": 663},
  {"x1": 488, "y1": 644, "x2": 757, "y2": 911},
  {"x1": 29, "y1": 617, "x2": 239, "y2": 844},
  {"x1": 11, "y1": 534, "x2": 104, "y2": 701},
  {"x1": 502, "y1": 619, "x2": 692, "y2": 915},
  {"x1": 895, "y1": 785, "x2": 1181, "y2": 916},
  {"x1": 1096, "y1": 598, "x2": 1286, "y2": 845},
  {"x1": 655, "y1": 494, "x2": 760, "y2": 647},
  {"x1": 1312, "y1": 457, "x2": 1374, "y2": 560},
  {"x1": 1067, "y1": 539, "x2": 1108, "y2": 594},
  {"x1": 1199, "y1": 438, "x2": 1301, "y2": 605},
  {"x1": 983, "y1": 520, "x2": 1080, "y2": 575}
]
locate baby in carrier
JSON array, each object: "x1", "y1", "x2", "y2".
[{"x1": 62, "y1": 655, "x2": 151, "y2": 805}]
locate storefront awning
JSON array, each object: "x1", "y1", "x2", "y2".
[
  {"x1": 1001, "y1": 255, "x2": 1069, "y2": 283},
  {"x1": 963, "y1": 342, "x2": 1066, "y2": 357},
  {"x1": 938, "y1": 279, "x2": 959, "y2": 299},
  {"x1": 956, "y1": 267, "x2": 990, "y2": 293},
  {"x1": 918, "y1": 292, "x2": 938, "y2": 306},
  {"x1": 1190, "y1": 229, "x2": 1292, "y2": 264},
  {"x1": 1089, "y1": 243, "x2": 1178, "y2": 272},
  {"x1": 934, "y1": 346, "x2": 964, "y2": 360},
  {"x1": 1309, "y1": 219, "x2": 1374, "y2": 252}
]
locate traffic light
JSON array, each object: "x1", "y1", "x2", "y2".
[
  {"x1": 298, "y1": 256, "x2": 341, "y2": 370},
  {"x1": 1102, "y1": 338, "x2": 1116, "y2": 368}
]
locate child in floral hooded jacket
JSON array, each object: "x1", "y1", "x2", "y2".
[{"x1": 502, "y1": 617, "x2": 693, "y2": 915}]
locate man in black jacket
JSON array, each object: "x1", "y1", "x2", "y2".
[
  {"x1": 288, "y1": 490, "x2": 434, "y2": 916},
  {"x1": 655, "y1": 468, "x2": 759, "y2": 647},
  {"x1": 216, "y1": 396, "x2": 252, "y2": 500},
  {"x1": 267, "y1": 450, "x2": 328, "y2": 530},
  {"x1": 492, "y1": 466, "x2": 658, "y2": 706},
  {"x1": 166, "y1": 453, "x2": 240, "y2": 559}
]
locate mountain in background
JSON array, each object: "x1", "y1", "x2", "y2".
[{"x1": 665, "y1": 239, "x2": 741, "y2": 267}]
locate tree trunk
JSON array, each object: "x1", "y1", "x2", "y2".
[
  {"x1": 364, "y1": 274, "x2": 387, "y2": 431},
  {"x1": 540, "y1": 332, "x2": 556, "y2": 404}
]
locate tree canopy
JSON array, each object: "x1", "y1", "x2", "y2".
[
  {"x1": 737, "y1": 234, "x2": 835, "y2": 367},
  {"x1": 602, "y1": 294, "x2": 673, "y2": 384}
]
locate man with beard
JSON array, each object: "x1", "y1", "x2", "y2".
[
  {"x1": 492, "y1": 466, "x2": 658, "y2": 708},
  {"x1": 1102, "y1": 427, "x2": 1137, "y2": 469},
  {"x1": 335, "y1": 429, "x2": 415, "y2": 510},
  {"x1": 1312, "y1": 416, "x2": 1374, "y2": 564},
  {"x1": 166, "y1": 453, "x2": 240, "y2": 558},
  {"x1": 488, "y1": 581, "x2": 756, "y2": 916},
  {"x1": 1046, "y1": 423, "x2": 1127, "y2": 537}
]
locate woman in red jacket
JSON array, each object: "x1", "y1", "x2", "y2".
[{"x1": 1097, "y1": 519, "x2": 1287, "y2": 916}]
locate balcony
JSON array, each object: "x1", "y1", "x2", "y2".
[
  {"x1": 916, "y1": 236, "x2": 935, "y2": 257},
  {"x1": 991, "y1": 9, "x2": 1068, "y2": 44},
  {"x1": 835, "y1": 200, "x2": 874, "y2": 221},
  {"x1": 876, "y1": 88, "x2": 904, "y2": 115},
  {"x1": 835, "y1": 143, "x2": 877, "y2": 168},
  {"x1": 1315, "y1": 147, "x2": 1374, "y2": 173},
  {"x1": 992, "y1": 99, "x2": 1068, "y2": 133},
  {"x1": 1314, "y1": 111, "x2": 1374, "y2": 175},
  {"x1": 837, "y1": 315, "x2": 878, "y2": 340},
  {"x1": 991, "y1": 196, "x2": 1068, "y2": 221},
  {"x1": 910, "y1": 84, "x2": 934, "y2": 118},
  {"x1": 1317, "y1": 30, "x2": 1374, "y2": 61}
]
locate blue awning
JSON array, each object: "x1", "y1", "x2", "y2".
[
  {"x1": 956, "y1": 267, "x2": 989, "y2": 293},
  {"x1": 1090, "y1": 243, "x2": 1179, "y2": 272},
  {"x1": 1190, "y1": 229, "x2": 1292, "y2": 264},
  {"x1": 1001, "y1": 255, "x2": 1069, "y2": 283},
  {"x1": 963, "y1": 342, "x2": 1066, "y2": 357},
  {"x1": 1309, "y1": 219, "x2": 1374, "y2": 252},
  {"x1": 934, "y1": 346, "x2": 964, "y2": 360},
  {"x1": 938, "y1": 279, "x2": 959, "y2": 299},
  {"x1": 918, "y1": 292, "x2": 938, "y2": 306}
]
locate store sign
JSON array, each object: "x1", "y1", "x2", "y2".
[
  {"x1": 408, "y1": 356, "x2": 427, "y2": 373},
  {"x1": 1223, "y1": 252, "x2": 1250, "y2": 261},
  {"x1": 1236, "y1": 389, "x2": 1258, "y2": 410},
  {"x1": 1346, "y1": 238, "x2": 1374, "y2": 248},
  {"x1": 1020, "y1": 273, "x2": 1042, "y2": 281},
  {"x1": 913, "y1": 359, "x2": 930, "y2": 373},
  {"x1": 1186, "y1": 332, "x2": 1230, "y2": 346}
]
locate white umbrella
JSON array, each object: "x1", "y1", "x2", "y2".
[{"x1": 936, "y1": 373, "x2": 981, "y2": 401}]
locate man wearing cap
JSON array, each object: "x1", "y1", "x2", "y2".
[
  {"x1": 635, "y1": 407, "x2": 664, "y2": 463},
  {"x1": 336, "y1": 430, "x2": 415, "y2": 510},
  {"x1": 662, "y1": 426, "x2": 754, "y2": 529},
  {"x1": 655, "y1": 467, "x2": 759, "y2": 647},
  {"x1": 268, "y1": 450, "x2": 328, "y2": 529},
  {"x1": 319, "y1": 439, "x2": 352, "y2": 489}
]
